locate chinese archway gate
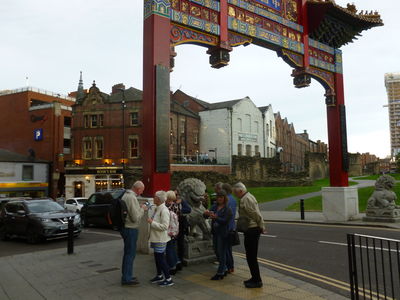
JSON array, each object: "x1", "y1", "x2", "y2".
[{"x1": 142, "y1": 0, "x2": 382, "y2": 220}]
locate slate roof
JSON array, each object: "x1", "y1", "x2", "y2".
[
  {"x1": 171, "y1": 100, "x2": 199, "y2": 119},
  {"x1": 258, "y1": 106, "x2": 270, "y2": 114},
  {"x1": 206, "y1": 98, "x2": 243, "y2": 110},
  {"x1": 109, "y1": 87, "x2": 143, "y2": 103},
  {"x1": 173, "y1": 90, "x2": 210, "y2": 108},
  {"x1": 0, "y1": 149, "x2": 48, "y2": 163}
]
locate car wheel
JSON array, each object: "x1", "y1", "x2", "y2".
[
  {"x1": 0, "y1": 225, "x2": 10, "y2": 241},
  {"x1": 27, "y1": 229, "x2": 41, "y2": 244}
]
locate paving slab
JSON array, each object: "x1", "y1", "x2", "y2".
[{"x1": 0, "y1": 239, "x2": 348, "y2": 300}]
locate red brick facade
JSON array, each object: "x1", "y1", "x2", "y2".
[
  {"x1": 69, "y1": 83, "x2": 200, "y2": 169},
  {"x1": 0, "y1": 87, "x2": 75, "y2": 197}
]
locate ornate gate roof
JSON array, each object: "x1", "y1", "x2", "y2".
[{"x1": 307, "y1": 0, "x2": 383, "y2": 48}]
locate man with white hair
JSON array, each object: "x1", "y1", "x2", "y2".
[
  {"x1": 233, "y1": 182, "x2": 265, "y2": 288},
  {"x1": 148, "y1": 191, "x2": 174, "y2": 287},
  {"x1": 120, "y1": 180, "x2": 145, "y2": 286}
]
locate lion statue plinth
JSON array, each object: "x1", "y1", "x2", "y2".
[{"x1": 364, "y1": 175, "x2": 400, "y2": 222}]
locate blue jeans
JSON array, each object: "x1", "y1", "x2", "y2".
[
  {"x1": 166, "y1": 239, "x2": 179, "y2": 269},
  {"x1": 213, "y1": 234, "x2": 229, "y2": 275},
  {"x1": 154, "y1": 251, "x2": 171, "y2": 279},
  {"x1": 226, "y1": 240, "x2": 234, "y2": 270},
  {"x1": 120, "y1": 228, "x2": 139, "y2": 283}
]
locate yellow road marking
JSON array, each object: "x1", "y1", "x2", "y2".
[{"x1": 234, "y1": 253, "x2": 393, "y2": 300}]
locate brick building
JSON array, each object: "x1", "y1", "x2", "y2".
[
  {"x1": 275, "y1": 114, "x2": 328, "y2": 173},
  {"x1": 0, "y1": 87, "x2": 74, "y2": 198},
  {"x1": 65, "y1": 82, "x2": 200, "y2": 198}
]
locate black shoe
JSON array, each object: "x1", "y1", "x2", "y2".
[
  {"x1": 176, "y1": 263, "x2": 183, "y2": 271},
  {"x1": 243, "y1": 278, "x2": 253, "y2": 284},
  {"x1": 150, "y1": 275, "x2": 164, "y2": 283},
  {"x1": 245, "y1": 281, "x2": 263, "y2": 288},
  {"x1": 211, "y1": 274, "x2": 224, "y2": 280},
  {"x1": 121, "y1": 279, "x2": 139, "y2": 286},
  {"x1": 169, "y1": 268, "x2": 177, "y2": 275},
  {"x1": 223, "y1": 271, "x2": 228, "y2": 277}
]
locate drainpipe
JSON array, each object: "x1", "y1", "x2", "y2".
[{"x1": 262, "y1": 112, "x2": 266, "y2": 157}]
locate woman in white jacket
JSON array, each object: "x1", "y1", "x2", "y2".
[{"x1": 148, "y1": 191, "x2": 174, "y2": 287}]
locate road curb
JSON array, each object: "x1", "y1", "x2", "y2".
[{"x1": 263, "y1": 219, "x2": 400, "y2": 229}]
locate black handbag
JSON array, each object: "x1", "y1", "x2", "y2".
[
  {"x1": 229, "y1": 230, "x2": 240, "y2": 246},
  {"x1": 236, "y1": 216, "x2": 250, "y2": 233}
]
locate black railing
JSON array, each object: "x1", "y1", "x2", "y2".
[{"x1": 347, "y1": 233, "x2": 400, "y2": 300}]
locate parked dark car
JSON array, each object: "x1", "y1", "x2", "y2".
[
  {"x1": 0, "y1": 197, "x2": 31, "y2": 213},
  {"x1": 0, "y1": 199, "x2": 81, "y2": 243},
  {"x1": 80, "y1": 189, "x2": 125, "y2": 228}
]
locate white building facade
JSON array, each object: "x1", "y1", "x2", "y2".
[
  {"x1": 0, "y1": 149, "x2": 49, "y2": 198},
  {"x1": 199, "y1": 97, "x2": 276, "y2": 165}
]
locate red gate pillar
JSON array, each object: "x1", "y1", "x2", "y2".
[
  {"x1": 326, "y1": 72, "x2": 349, "y2": 187},
  {"x1": 142, "y1": 1, "x2": 171, "y2": 196}
]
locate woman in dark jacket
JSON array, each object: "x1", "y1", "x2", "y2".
[{"x1": 204, "y1": 190, "x2": 233, "y2": 280}]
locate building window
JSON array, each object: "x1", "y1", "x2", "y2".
[
  {"x1": 266, "y1": 124, "x2": 269, "y2": 137},
  {"x1": 83, "y1": 138, "x2": 92, "y2": 159},
  {"x1": 64, "y1": 116, "x2": 71, "y2": 127},
  {"x1": 270, "y1": 121, "x2": 273, "y2": 137},
  {"x1": 255, "y1": 145, "x2": 260, "y2": 156},
  {"x1": 254, "y1": 121, "x2": 259, "y2": 133},
  {"x1": 91, "y1": 115, "x2": 98, "y2": 127},
  {"x1": 180, "y1": 119, "x2": 185, "y2": 134},
  {"x1": 130, "y1": 112, "x2": 139, "y2": 126},
  {"x1": 238, "y1": 144, "x2": 242, "y2": 156},
  {"x1": 22, "y1": 165, "x2": 34, "y2": 181},
  {"x1": 129, "y1": 136, "x2": 139, "y2": 158},
  {"x1": 194, "y1": 131, "x2": 199, "y2": 145},
  {"x1": 95, "y1": 138, "x2": 104, "y2": 159},
  {"x1": 237, "y1": 118, "x2": 242, "y2": 131},
  {"x1": 84, "y1": 115, "x2": 89, "y2": 128},
  {"x1": 245, "y1": 114, "x2": 251, "y2": 133},
  {"x1": 98, "y1": 114, "x2": 104, "y2": 127},
  {"x1": 246, "y1": 144, "x2": 252, "y2": 156}
]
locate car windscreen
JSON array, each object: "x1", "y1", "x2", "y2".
[
  {"x1": 111, "y1": 190, "x2": 125, "y2": 199},
  {"x1": 26, "y1": 201, "x2": 65, "y2": 213}
]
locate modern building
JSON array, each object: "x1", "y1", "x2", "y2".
[
  {"x1": 385, "y1": 73, "x2": 400, "y2": 157},
  {"x1": 65, "y1": 81, "x2": 200, "y2": 199},
  {"x1": 199, "y1": 96, "x2": 276, "y2": 165},
  {"x1": 0, "y1": 149, "x2": 49, "y2": 198},
  {"x1": 0, "y1": 87, "x2": 74, "y2": 198}
]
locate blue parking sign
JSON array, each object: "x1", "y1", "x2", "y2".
[{"x1": 34, "y1": 129, "x2": 43, "y2": 141}]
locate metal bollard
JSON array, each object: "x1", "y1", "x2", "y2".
[
  {"x1": 300, "y1": 199, "x2": 305, "y2": 220},
  {"x1": 67, "y1": 217, "x2": 74, "y2": 254}
]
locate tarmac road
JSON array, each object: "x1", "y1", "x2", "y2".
[{"x1": 235, "y1": 222, "x2": 400, "y2": 298}]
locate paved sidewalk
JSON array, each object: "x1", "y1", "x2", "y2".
[{"x1": 0, "y1": 239, "x2": 347, "y2": 300}]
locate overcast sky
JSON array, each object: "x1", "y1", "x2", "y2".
[{"x1": 1, "y1": 0, "x2": 398, "y2": 158}]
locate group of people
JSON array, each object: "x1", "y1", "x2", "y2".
[{"x1": 119, "y1": 179, "x2": 265, "y2": 289}]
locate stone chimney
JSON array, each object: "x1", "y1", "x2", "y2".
[{"x1": 112, "y1": 83, "x2": 125, "y2": 95}]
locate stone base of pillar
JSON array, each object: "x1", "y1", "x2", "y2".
[{"x1": 322, "y1": 186, "x2": 359, "y2": 222}]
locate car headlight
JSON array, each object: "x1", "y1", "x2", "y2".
[{"x1": 74, "y1": 215, "x2": 81, "y2": 224}]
